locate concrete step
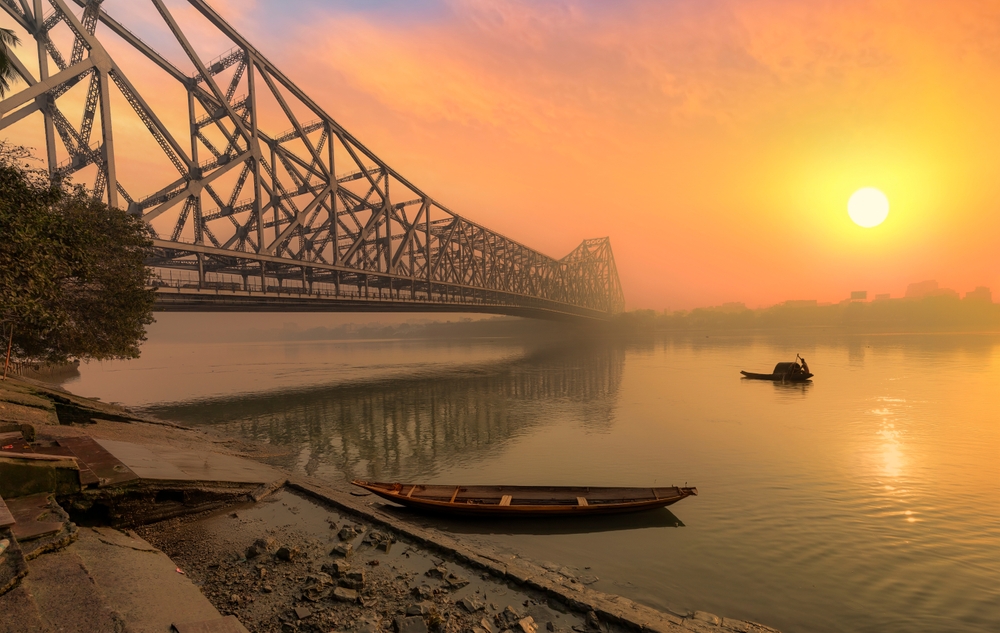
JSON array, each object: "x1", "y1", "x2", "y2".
[
  {"x1": 19, "y1": 547, "x2": 126, "y2": 633},
  {"x1": 1, "y1": 524, "x2": 241, "y2": 633},
  {"x1": 72, "y1": 527, "x2": 225, "y2": 633}
]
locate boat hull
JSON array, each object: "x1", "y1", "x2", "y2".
[
  {"x1": 351, "y1": 481, "x2": 698, "y2": 517},
  {"x1": 740, "y1": 370, "x2": 813, "y2": 382}
]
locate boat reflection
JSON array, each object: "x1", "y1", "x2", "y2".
[{"x1": 380, "y1": 505, "x2": 685, "y2": 536}]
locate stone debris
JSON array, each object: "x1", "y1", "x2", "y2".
[
  {"x1": 245, "y1": 536, "x2": 277, "y2": 559},
  {"x1": 332, "y1": 586, "x2": 358, "y2": 602},
  {"x1": 412, "y1": 583, "x2": 434, "y2": 599},
  {"x1": 425, "y1": 564, "x2": 447, "y2": 579},
  {"x1": 340, "y1": 568, "x2": 366, "y2": 590},
  {"x1": 330, "y1": 543, "x2": 353, "y2": 558},
  {"x1": 394, "y1": 615, "x2": 429, "y2": 633},
  {"x1": 478, "y1": 617, "x2": 496, "y2": 633},
  {"x1": 405, "y1": 600, "x2": 436, "y2": 616},
  {"x1": 323, "y1": 559, "x2": 351, "y2": 577},
  {"x1": 516, "y1": 616, "x2": 538, "y2": 633},
  {"x1": 458, "y1": 595, "x2": 484, "y2": 612},
  {"x1": 275, "y1": 545, "x2": 298, "y2": 561},
  {"x1": 498, "y1": 605, "x2": 523, "y2": 627},
  {"x1": 445, "y1": 571, "x2": 470, "y2": 589},
  {"x1": 338, "y1": 525, "x2": 358, "y2": 541},
  {"x1": 293, "y1": 605, "x2": 311, "y2": 620}
]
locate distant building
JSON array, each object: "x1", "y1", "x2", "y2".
[
  {"x1": 875, "y1": 293, "x2": 891, "y2": 301},
  {"x1": 783, "y1": 300, "x2": 818, "y2": 308},
  {"x1": 850, "y1": 290, "x2": 867, "y2": 301},
  {"x1": 965, "y1": 287, "x2": 993, "y2": 303},
  {"x1": 905, "y1": 280, "x2": 959, "y2": 299}
]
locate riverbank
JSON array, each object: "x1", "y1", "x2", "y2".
[{"x1": 0, "y1": 375, "x2": 779, "y2": 633}]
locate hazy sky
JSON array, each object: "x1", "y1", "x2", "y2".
[{"x1": 5, "y1": 0, "x2": 999, "y2": 309}]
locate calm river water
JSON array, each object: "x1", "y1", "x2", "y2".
[{"x1": 61, "y1": 329, "x2": 1000, "y2": 633}]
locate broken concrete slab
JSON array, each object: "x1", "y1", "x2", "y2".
[
  {"x1": 93, "y1": 438, "x2": 282, "y2": 485},
  {"x1": 0, "y1": 453, "x2": 81, "y2": 498},
  {"x1": 7, "y1": 493, "x2": 66, "y2": 542},
  {"x1": 0, "y1": 527, "x2": 28, "y2": 596},
  {"x1": 12, "y1": 495, "x2": 77, "y2": 561},
  {"x1": 0, "y1": 495, "x2": 13, "y2": 528},
  {"x1": 72, "y1": 527, "x2": 222, "y2": 630},
  {"x1": 171, "y1": 615, "x2": 251, "y2": 633},
  {"x1": 18, "y1": 547, "x2": 126, "y2": 633}
]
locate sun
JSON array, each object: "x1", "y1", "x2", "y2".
[{"x1": 848, "y1": 187, "x2": 889, "y2": 228}]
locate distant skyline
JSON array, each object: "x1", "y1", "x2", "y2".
[{"x1": 3, "y1": 0, "x2": 998, "y2": 309}]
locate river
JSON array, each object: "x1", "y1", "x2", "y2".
[{"x1": 59, "y1": 326, "x2": 1000, "y2": 633}]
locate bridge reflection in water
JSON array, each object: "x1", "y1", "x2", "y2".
[{"x1": 144, "y1": 342, "x2": 625, "y2": 482}]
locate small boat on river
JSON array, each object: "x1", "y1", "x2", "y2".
[
  {"x1": 350, "y1": 480, "x2": 698, "y2": 517},
  {"x1": 741, "y1": 354, "x2": 813, "y2": 382}
]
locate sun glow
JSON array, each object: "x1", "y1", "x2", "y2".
[{"x1": 848, "y1": 188, "x2": 890, "y2": 228}]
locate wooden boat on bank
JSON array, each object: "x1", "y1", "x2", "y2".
[
  {"x1": 350, "y1": 480, "x2": 698, "y2": 517},
  {"x1": 741, "y1": 355, "x2": 813, "y2": 382}
]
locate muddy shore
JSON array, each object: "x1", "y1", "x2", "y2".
[{"x1": 1, "y1": 375, "x2": 779, "y2": 633}]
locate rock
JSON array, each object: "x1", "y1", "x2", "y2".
[
  {"x1": 323, "y1": 560, "x2": 351, "y2": 577},
  {"x1": 445, "y1": 572, "x2": 469, "y2": 589},
  {"x1": 585, "y1": 611, "x2": 600, "y2": 630},
  {"x1": 333, "y1": 586, "x2": 359, "y2": 603},
  {"x1": 394, "y1": 616, "x2": 429, "y2": 633},
  {"x1": 693, "y1": 611, "x2": 722, "y2": 625},
  {"x1": 294, "y1": 606, "x2": 312, "y2": 620},
  {"x1": 303, "y1": 586, "x2": 330, "y2": 602},
  {"x1": 577, "y1": 575, "x2": 599, "y2": 585},
  {"x1": 339, "y1": 526, "x2": 358, "y2": 541},
  {"x1": 339, "y1": 569, "x2": 366, "y2": 590},
  {"x1": 330, "y1": 543, "x2": 353, "y2": 558},
  {"x1": 515, "y1": 617, "x2": 537, "y2": 633},
  {"x1": 375, "y1": 539, "x2": 392, "y2": 553},
  {"x1": 425, "y1": 565, "x2": 447, "y2": 578},
  {"x1": 499, "y1": 606, "x2": 522, "y2": 626},
  {"x1": 275, "y1": 546, "x2": 299, "y2": 561},
  {"x1": 307, "y1": 572, "x2": 333, "y2": 586},
  {"x1": 355, "y1": 623, "x2": 378, "y2": 633},
  {"x1": 406, "y1": 601, "x2": 435, "y2": 616},
  {"x1": 412, "y1": 584, "x2": 434, "y2": 599},
  {"x1": 479, "y1": 618, "x2": 495, "y2": 633},
  {"x1": 546, "y1": 624, "x2": 555, "y2": 632},
  {"x1": 458, "y1": 596, "x2": 483, "y2": 612},
  {"x1": 262, "y1": 584, "x2": 273, "y2": 593}
]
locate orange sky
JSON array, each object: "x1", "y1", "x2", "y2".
[{"x1": 5, "y1": 0, "x2": 1000, "y2": 309}]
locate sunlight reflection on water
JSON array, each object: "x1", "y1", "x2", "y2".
[{"x1": 66, "y1": 333, "x2": 1000, "y2": 633}]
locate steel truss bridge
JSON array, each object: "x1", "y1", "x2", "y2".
[{"x1": 0, "y1": 0, "x2": 625, "y2": 320}]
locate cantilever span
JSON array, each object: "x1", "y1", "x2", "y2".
[{"x1": 0, "y1": 0, "x2": 625, "y2": 321}]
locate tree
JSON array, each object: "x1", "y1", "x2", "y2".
[
  {"x1": 0, "y1": 143, "x2": 155, "y2": 365},
  {"x1": 0, "y1": 27, "x2": 20, "y2": 97}
]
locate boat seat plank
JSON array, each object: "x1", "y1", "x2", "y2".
[
  {"x1": 449, "y1": 487, "x2": 460, "y2": 503},
  {"x1": 499, "y1": 495, "x2": 512, "y2": 507},
  {"x1": 577, "y1": 497, "x2": 588, "y2": 507}
]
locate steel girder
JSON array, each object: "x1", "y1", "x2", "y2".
[{"x1": 0, "y1": 0, "x2": 626, "y2": 320}]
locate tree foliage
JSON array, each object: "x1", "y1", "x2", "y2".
[
  {"x1": 0, "y1": 27, "x2": 20, "y2": 97},
  {"x1": 0, "y1": 142, "x2": 155, "y2": 363}
]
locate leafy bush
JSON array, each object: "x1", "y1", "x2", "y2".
[{"x1": 0, "y1": 142, "x2": 155, "y2": 363}]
